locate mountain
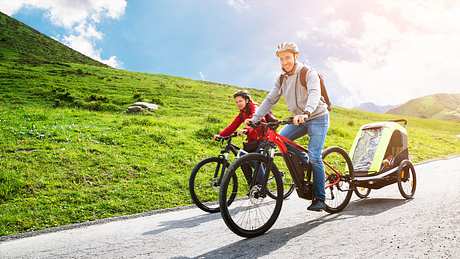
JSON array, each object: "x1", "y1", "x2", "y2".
[
  {"x1": 354, "y1": 102, "x2": 397, "y2": 114},
  {"x1": 386, "y1": 93, "x2": 460, "y2": 121},
  {"x1": 0, "y1": 11, "x2": 459, "y2": 237}
]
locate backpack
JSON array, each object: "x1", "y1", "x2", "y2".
[{"x1": 279, "y1": 67, "x2": 332, "y2": 111}]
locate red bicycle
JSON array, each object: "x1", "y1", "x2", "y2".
[{"x1": 219, "y1": 118, "x2": 354, "y2": 238}]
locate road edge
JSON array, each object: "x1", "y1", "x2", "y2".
[{"x1": 1, "y1": 153, "x2": 459, "y2": 242}]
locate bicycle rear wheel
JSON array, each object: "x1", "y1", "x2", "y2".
[
  {"x1": 322, "y1": 146, "x2": 354, "y2": 213},
  {"x1": 219, "y1": 153, "x2": 283, "y2": 238},
  {"x1": 189, "y1": 157, "x2": 237, "y2": 213}
]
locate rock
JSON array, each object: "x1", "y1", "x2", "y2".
[
  {"x1": 132, "y1": 102, "x2": 159, "y2": 111},
  {"x1": 127, "y1": 105, "x2": 144, "y2": 113}
]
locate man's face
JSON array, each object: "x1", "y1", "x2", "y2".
[{"x1": 278, "y1": 51, "x2": 297, "y2": 72}]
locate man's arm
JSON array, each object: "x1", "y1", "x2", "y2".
[
  {"x1": 252, "y1": 78, "x2": 282, "y2": 123},
  {"x1": 303, "y1": 70, "x2": 321, "y2": 114}
]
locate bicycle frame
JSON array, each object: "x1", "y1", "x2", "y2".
[
  {"x1": 252, "y1": 121, "x2": 342, "y2": 200},
  {"x1": 212, "y1": 134, "x2": 243, "y2": 186},
  {"x1": 218, "y1": 136, "x2": 240, "y2": 159}
]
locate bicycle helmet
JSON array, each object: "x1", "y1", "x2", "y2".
[{"x1": 275, "y1": 42, "x2": 299, "y2": 57}]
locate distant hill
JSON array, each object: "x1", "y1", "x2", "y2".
[
  {"x1": 0, "y1": 11, "x2": 105, "y2": 67},
  {"x1": 355, "y1": 102, "x2": 397, "y2": 114},
  {"x1": 386, "y1": 93, "x2": 460, "y2": 121}
]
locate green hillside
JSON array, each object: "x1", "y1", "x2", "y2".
[
  {"x1": 387, "y1": 93, "x2": 460, "y2": 121},
  {"x1": 0, "y1": 11, "x2": 104, "y2": 67},
  {"x1": 1, "y1": 12, "x2": 460, "y2": 237}
]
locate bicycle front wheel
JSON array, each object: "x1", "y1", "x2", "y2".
[{"x1": 219, "y1": 153, "x2": 284, "y2": 238}]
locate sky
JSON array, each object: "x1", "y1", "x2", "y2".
[{"x1": 1, "y1": 0, "x2": 460, "y2": 108}]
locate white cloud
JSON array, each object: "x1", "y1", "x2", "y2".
[
  {"x1": 323, "y1": 7, "x2": 336, "y2": 16},
  {"x1": 291, "y1": 1, "x2": 460, "y2": 106},
  {"x1": 0, "y1": 0, "x2": 126, "y2": 68},
  {"x1": 0, "y1": 1, "x2": 24, "y2": 15},
  {"x1": 0, "y1": 0, "x2": 126, "y2": 28},
  {"x1": 296, "y1": 30, "x2": 310, "y2": 40},
  {"x1": 295, "y1": 18, "x2": 348, "y2": 47},
  {"x1": 227, "y1": 0, "x2": 250, "y2": 12},
  {"x1": 325, "y1": 19, "x2": 349, "y2": 38},
  {"x1": 61, "y1": 24, "x2": 121, "y2": 68},
  {"x1": 327, "y1": 2, "x2": 460, "y2": 106},
  {"x1": 199, "y1": 72, "x2": 206, "y2": 80}
]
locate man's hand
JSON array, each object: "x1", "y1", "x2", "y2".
[
  {"x1": 244, "y1": 118, "x2": 253, "y2": 126},
  {"x1": 293, "y1": 114, "x2": 309, "y2": 125},
  {"x1": 212, "y1": 134, "x2": 222, "y2": 141}
]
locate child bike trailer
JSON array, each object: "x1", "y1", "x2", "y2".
[{"x1": 349, "y1": 119, "x2": 416, "y2": 199}]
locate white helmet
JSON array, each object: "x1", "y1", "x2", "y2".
[{"x1": 275, "y1": 42, "x2": 299, "y2": 57}]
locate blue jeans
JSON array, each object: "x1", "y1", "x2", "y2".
[{"x1": 280, "y1": 113, "x2": 329, "y2": 201}]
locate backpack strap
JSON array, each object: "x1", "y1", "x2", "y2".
[
  {"x1": 299, "y1": 66, "x2": 332, "y2": 111},
  {"x1": 318, "y1": 73, "x2": 332, "y2": 111},
  {"x1": 280, "y1": 66, "x2": 332, "y2": 112},
  {"x1": 299, "y1": 66, "x2": 309, "y2": 89},
  {"x1": 278, "y1": 73, "x2": 286, "y2": 87}
]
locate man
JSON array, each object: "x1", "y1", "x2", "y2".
[{"x1": 247, "y1": 42, "x2": 330, "y2": 211}]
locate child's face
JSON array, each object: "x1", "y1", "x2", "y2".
[{"x1": 234, "y1": 96, "x2": 247, "y2": 110}]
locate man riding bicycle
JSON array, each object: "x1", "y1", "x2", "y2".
[{"x1": 247, "y1": 42, "x2": 330, "y2": 211}]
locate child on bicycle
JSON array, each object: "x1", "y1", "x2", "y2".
[
  {"x1": 213, "y1": 90, "x2": 276, "y2": 185},
  {"x1": 213, "y1": 90, "x2": 276, "y2": 152}
]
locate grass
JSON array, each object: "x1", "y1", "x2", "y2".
[
  {"x1": 0, "y1": 60, "x2": 459, "y2": 236},
  {"x1": 0, "y1": 11, "x2": 459, "y2": 237}
]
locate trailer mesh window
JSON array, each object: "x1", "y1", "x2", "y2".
[{"x1": 352, "y1": 127, "x2": 382, "y2": 171}]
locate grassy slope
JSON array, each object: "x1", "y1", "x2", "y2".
[
  {"x1": 1, "y1": 12, "x2": 460, "y2": 236},
  {"x1": 0, "y1": 11, "x2": 104, "y2": 67},
  {"x1": 387, "y1": 93, "x2": 460, "y2": 121}
]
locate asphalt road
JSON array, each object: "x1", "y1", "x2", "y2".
[{"x1": 1, "y1": 156, "x2": 459, "y2": 258}]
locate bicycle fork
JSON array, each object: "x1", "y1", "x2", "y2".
[{"x1": 248, "y1": 146, "x2": 276, "y2": 195}]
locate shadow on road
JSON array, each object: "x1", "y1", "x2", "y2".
[
  {"x1": 179, "y1": 213, "x2": 347, "y2": 259},
  {"x1": 170, "y1": 197, "x2": 412, "y2": 258},
  {"x1": 344, "y1": 197, "x2": 411, "y2": 216},
  {"x1": 142, "y1": 201, "x2": 271, "y2": 236},
  {"x1": 142, "y1": 211, "x2": 222, "y2": 236}
]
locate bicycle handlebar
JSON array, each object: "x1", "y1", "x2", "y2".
[
  {"x1": 248, "y1": 117, "x2": 294, "y2": 129},
  {"x1": 214, "y1": 130, "x2": 246, "y2": 141}
]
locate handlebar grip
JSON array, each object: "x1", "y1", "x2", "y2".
[{"x1": 248, "y1": 120, "x2": 259, "y2": 128}]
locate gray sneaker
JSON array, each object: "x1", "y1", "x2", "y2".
[{"x1": 307, "y1": 199, "x2": 326, "y2": 211}]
